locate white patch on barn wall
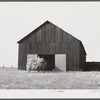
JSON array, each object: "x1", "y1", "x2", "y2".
[{"x1": 55, "y1": 54, "x2": 66, "y2": 71}]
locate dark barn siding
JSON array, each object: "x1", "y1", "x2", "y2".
[
  {"x1": 79, "y1": 42, "x2": 86, "y2": 70},
  {"x1": 18, "y1": 21, "x2": 86, "y2": 71},
  {"x1": 84, "y1": 62, "x2": 100, "y2": 71}
]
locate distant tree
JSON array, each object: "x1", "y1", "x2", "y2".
[
  {"x1": 3, "y1": 65, "x2": 4, "y2": 68},
  {"x1": 11, "y1": 65, "x2": 13, "y2": 68}
]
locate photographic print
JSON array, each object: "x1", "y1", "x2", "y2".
[{"x1": 0, "y1": 1, "x2": 100, "y2": 98}]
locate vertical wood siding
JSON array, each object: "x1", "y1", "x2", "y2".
[{"x1": 79, "y1": 42, "x2": 86, "y2": 70}]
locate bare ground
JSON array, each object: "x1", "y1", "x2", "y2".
[{"x1": 0, "y1": 67, "x2": 100, "y2": 89}]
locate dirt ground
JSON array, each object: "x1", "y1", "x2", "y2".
[{"x1": 0, "y1": 67, "x2": 100, "y2": 89}]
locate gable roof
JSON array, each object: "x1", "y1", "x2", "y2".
[
  {"x1": 17, "y1": 21, "x2": 49, "y2": 43},
  {"x1": 17, "y1": 20, "x2": 86, "y2": 55}
]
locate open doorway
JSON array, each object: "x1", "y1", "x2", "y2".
[
  {"x1": 27, "y1": 54, "x2": 66, "y2": 71},
  {"x1": 38, "y1": 54, "x2": 55, "y2": 71}
]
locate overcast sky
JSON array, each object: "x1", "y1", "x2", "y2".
[{"x1": 0, "y1": 2, "x2": 100, "y2": 67}]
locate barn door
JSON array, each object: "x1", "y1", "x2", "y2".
[{"x1": 55, "y1": 54, "x2": 66, "y2": 71}]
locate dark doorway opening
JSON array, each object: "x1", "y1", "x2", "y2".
[{"x1": 38, "y1": 54, "x2": 55, "y2": 71}]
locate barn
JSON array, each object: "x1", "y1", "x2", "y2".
[{"x1": 17, "y1": 21, "x2": 86, "y2": 71}]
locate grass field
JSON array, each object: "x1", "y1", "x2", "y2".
[{"x1": 0, "y1": 67, "x2": 100, "y2": 89}]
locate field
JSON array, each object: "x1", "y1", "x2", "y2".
[{"x1": 0, "y1": 67, "x2": 100, "y2": 89}]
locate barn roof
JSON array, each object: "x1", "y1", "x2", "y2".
[
  {"x1": 17, "y1": 21, "x2": 49, "y2": 43},
  {"x1": 17, "y1": 20, "x2": 87, "y2": 55}
]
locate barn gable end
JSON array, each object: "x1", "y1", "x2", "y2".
[{"x1": 17, "y1": 21, "x2": 86, "y2": 71}]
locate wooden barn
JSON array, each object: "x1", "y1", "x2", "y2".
[{"x1": 17, "y1": 21, "x2": 86, "y2": 71}]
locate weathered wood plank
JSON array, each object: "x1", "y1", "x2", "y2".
[
  {"x1": 36, "y1": 29, "x2": 41, "y2": 42},
  {"x1": 49, "y1": 43, "x2": 55, "y2": 54},
  {"x1": 41, "y1": 26, "x2": 46, "y2": 42}
]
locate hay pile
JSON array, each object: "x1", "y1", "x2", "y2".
[{"x1": 27, "y1": 56, "x2": 47, "y2": 72}]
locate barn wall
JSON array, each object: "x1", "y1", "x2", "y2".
[
  {"x1": 84, "y1": 62, "x2": 100, "y2": 71},
  {"x1": 66, "y1": 39, "x2": 80, "y2": 71},
  {"x1": 79, "y1": 43, "x2": 86, "y2": 70},
  {"x1": 18, "y1": 44, "x2": 21, "y2": 69},
  {"x1": 18, "y1": 22, "x2": 81, "y2": 70}
]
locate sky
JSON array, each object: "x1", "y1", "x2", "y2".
[{"x1": 0, "y1": 2, "x2": 100, "y2": 67}]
